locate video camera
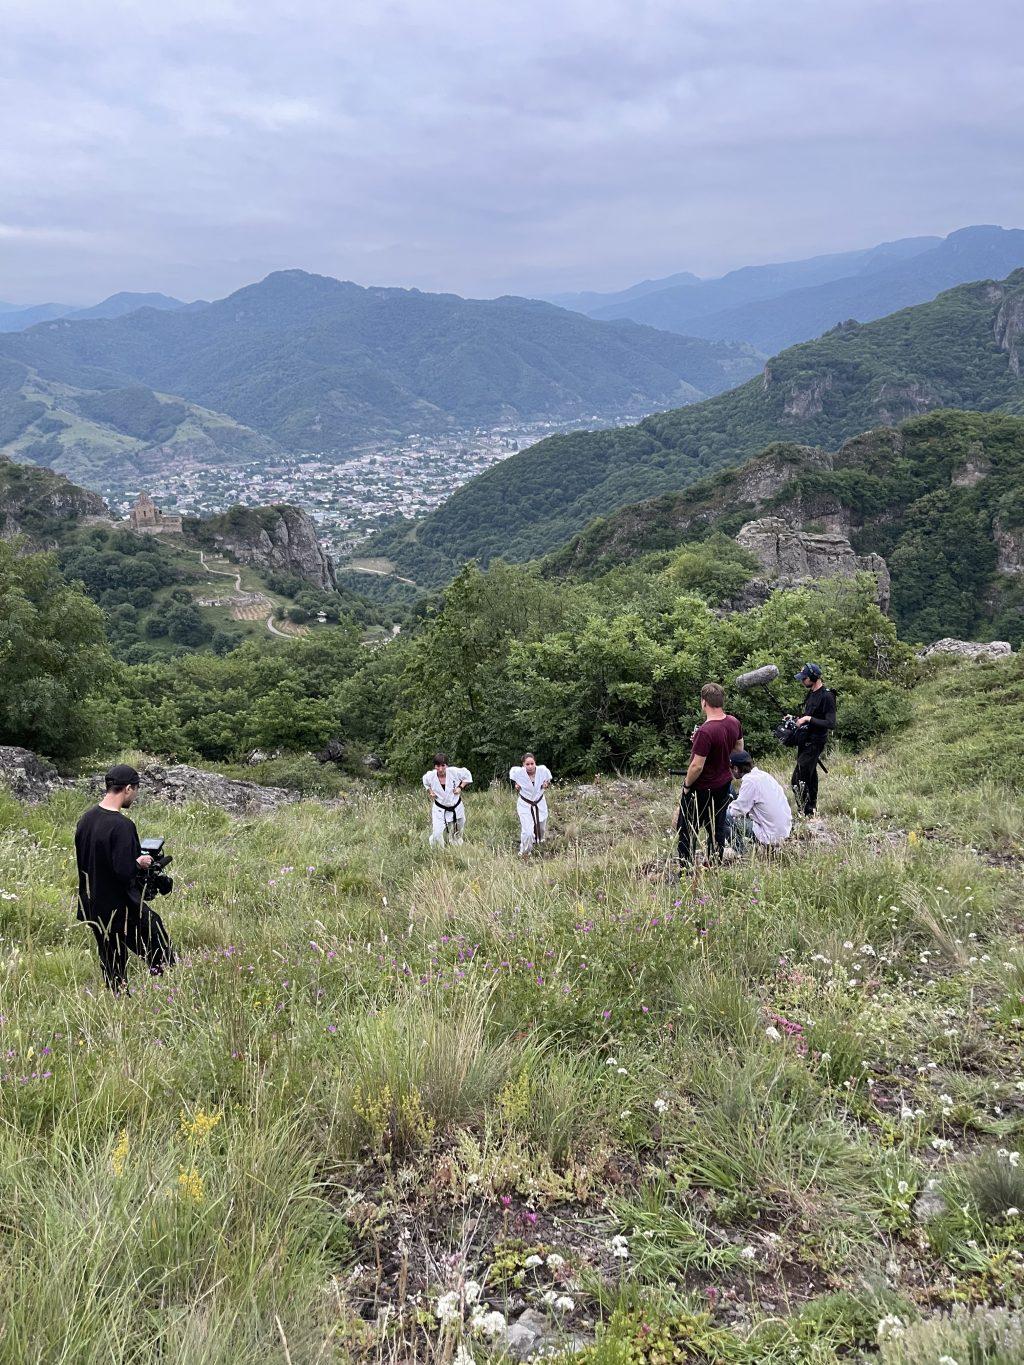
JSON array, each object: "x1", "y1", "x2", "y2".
[{"x1": 140, "y1": 837, "x2": 174, "y2": 901}]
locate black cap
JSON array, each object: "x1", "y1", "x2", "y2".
[
  {"x1": 730, "y1": 750, "x2": 754, "y2": 768},
  {"x1": 104, "y1": 763, "x2": 141, "y2": 790},
  {"x1": 795, "y1": 662, "x2": 822, "y2": 682}
]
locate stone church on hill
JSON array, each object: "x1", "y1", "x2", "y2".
[{"x1": 129, "y1": 492, "x2": 182, "y2": 534}]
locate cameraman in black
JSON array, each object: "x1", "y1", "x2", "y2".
[
  {"x1": 75, "y1": 764, "x2": 175, "y2": 993},
  {"x1": 791, "y1": 663, "x2": 836, "y2": 816}
]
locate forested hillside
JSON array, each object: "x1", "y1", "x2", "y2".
[
  {"x1": 546, "y1": 410, "x2": 1024, "y2": 646},
  {"x1": 374, "y1": 270, "x2": 1024, "y2": 582},
  {"x1": 0, "y1": 271, "x2": 760, "y2": 469}
]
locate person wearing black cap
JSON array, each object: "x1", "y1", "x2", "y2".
[
  {"x1": 74, "y1": 764, "x2": 175, "y2": 992},
  {"x1": 791, "y1": 663, "x2": 836, "y2": 816}
]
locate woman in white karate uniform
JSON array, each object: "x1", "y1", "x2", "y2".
[
  {"x1": 422, "y1": 752, "x2": 473, "y2": 846},
  {"x1": 509, "y1": 752, "x2": 552, "y2": 855}
]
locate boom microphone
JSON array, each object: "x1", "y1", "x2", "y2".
[{"x1": 734, "y1": 664, "x2": 780, "y2": 692}]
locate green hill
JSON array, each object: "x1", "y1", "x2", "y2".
[
  {"x1": 0, "y1": 357, "x2": 277, "y2": 484},
  {"x1": 545, "y1": 410, "x2": 1024, "y2": 646},
  {"x1": 373, "y1": 270, "x2": 1024, "y2": 583},
  {"x1": 0, "y1": 271, "x2": 761, "y2": 462}
]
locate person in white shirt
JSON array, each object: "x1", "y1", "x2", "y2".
[
  {"x1": 422, "y1": 752, "x2": 473, "y2": 847},
  {"x1": 725, "y1": 750, "x2": 792, "y2": 854},
  {"x1": 509, "y1": 752, "x2": 552, "y2": 855}
]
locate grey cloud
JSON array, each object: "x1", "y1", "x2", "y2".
[{"x1": 1, "y1": 0, "x2": 1022, "y2": 303}]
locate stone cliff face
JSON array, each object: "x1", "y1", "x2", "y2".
[
  {"x1": 202, "y1": 504, "x2": 337, "y2": 591},
  {"x1": 994, "y1": 292, "x2": 1024, "y2": 376},
  {"x1": 0, "y1": 454, "x2": 109, "y2": 544},
  {"x1": 735, "y1": 515, "x2": 891, "y2": 610}
]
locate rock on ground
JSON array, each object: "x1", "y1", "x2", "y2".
[
  {"x1": 0, "y1": 747, "x2": 70, "y2": 802},
  {"x1": 920, "y1": 638, "x2": 1014, "y2": 661}
]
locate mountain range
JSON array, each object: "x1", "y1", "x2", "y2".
[
  {"x1": 0, "y1": 271, "x2": 759, "y2": 480},
  {"x1": 0, "y1": 292, "x2": 191, "y2": 333},
  {"x1": 549, "y1": 225, "x2": 1024, "y2": 355},
  {"x1": 371, "y1": 268, "x2": 1024, "y2": 582}
]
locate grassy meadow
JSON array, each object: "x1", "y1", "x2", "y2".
[{"x1": 1, "y1": 659, "x2": 1023, "y2": 1363}]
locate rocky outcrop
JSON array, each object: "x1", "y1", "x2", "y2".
[
  {"x1": 0, "y1": 747, "x2": 67, "y2": 801},
  {"x1": 920, "y1": 638, "x2": 1014, "y2": 661},
  {"x1": 198, "y1": 504, "x2": 336, "y2": 591},
  {"x1": 872, "y1": 380, "x2": 940, "y2": 425},
  {"x1": 0, "y1": 746, "x2": 295, "y2": 814},
  {"x1": 735, "y1": 516, "x2": 891, "y2": 609},
  {"x1": 995, "y1": 291, "x2": 1024, "y2": 376},
  {"x1": 0, "y1": 454, "x2": 109, "y2": 545},
  {"x1": 781, "y1": 374, "x2": 833, "y2": 419},
  {"x1": 994, "y1": 519, "x2": 1024, "y2": 575}
]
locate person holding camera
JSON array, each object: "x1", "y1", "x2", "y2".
[
  {"x1": 791, "y1": 662, "x2": 836, "y2": 816},
  {"x1": 676, "y1": 682, "x2": 744, "y2": 865},
  {"x1": 74, "y1": 764, "x2": 175, "y2": 992}
]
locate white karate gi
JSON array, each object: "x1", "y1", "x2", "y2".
[
  {"x1": 509, "y1": 764, "x2": 552, "y2": 854},
  {"x1": 422, "y1": 766, "x2": 473, "y2": 846}
]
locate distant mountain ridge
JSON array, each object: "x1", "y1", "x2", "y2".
[
  {"x1": 0, "y1": 271, "x2": 761, "y2": 469},
  {"x1": 552, "y1": 226, "x2": 1024, "y2": 355},
  {"x1": 0, "y1": 292, "x2": 189, "y2": 333},
  {"x1": 370, "y1": 269, "x2": 1024, "y2": 582}
]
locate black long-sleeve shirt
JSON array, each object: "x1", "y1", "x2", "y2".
[
  {"x1": 75, "y1": 805, "x2": 142, "y2": 924},
  {"x1": 798, "y1": 686, "x2": 836, "y2": 749}
]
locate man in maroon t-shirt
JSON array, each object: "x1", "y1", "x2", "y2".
[{"x1": 676, "y1": 681, "x2": 743, "y2": 865}]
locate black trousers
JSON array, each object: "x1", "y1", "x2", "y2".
[
  {"x1": 678, "y1": 781, "x2": 732, "y2": 864},
  {"x1": 791, "y1": 747, "x2": 823, "y2": 816},
  {"x1": 88, "y1": 899, "x2": 175, "y2": 992}
]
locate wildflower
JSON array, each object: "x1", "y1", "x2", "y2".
[
  {"x1": 653, "y1": 1098, "x2": 668, "y2": 1113},
  {"x1": 435, "y1": 1290, "x2": 461, "y2": 1325},
  {"x1": 470, "y1": 1308, "x2": 506, "y2": 1339},
  {"x1": 937, "y1": 1357, "x2": 959, "y2": 1365},
  {"x1": 876, "y1": 1314, "x2": 906, "y2": 1342},
  {"x1": 609, "y1": 1234, "x2": 629, "y2": 1259},
  {"x1": 546, "y1": 1253, "x2": 565, "y2": 1268},
  {"x1": 524, "y1": 1254, "x2": 543, "y2": 1268},
  {"x1": 555, "y1": 1296, "x2": 575, "y2": 1312},
  {"x1": 453, "y1": 1347, "x2": 475, "y2": 1365},
  {"x1": 930, "y1": 1137, "x2": 954, "y2": 1153},
  {"x1": 177, "y1": 1166, "x2": 204, "y2": 1202},
  {"x1": 739, "y1": 1246, "x2": 756, "y2": 1261},
  {"x1": 897, "y1": 1180, "x2": 909, "y2": 1195},
  {"x1": 765, "y1": 1025, "x2": 782, "y2": 1042},
  {"x1": 111, "y1": 1128, "x2": 129, "y2": 1177},
  {"x1": 464, "y1": 1280, "x2": 482, "y2": 1304},
  {"x1": 616, "y1": 1066, "x2": 627, "y2": 1075},
  {"x1": 180, "y1": 1108, "x2": 223, "y2": 1143}
]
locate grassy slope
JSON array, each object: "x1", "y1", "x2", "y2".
[
  {"x1": 374, "y1": 272, "x2": 1024, "y2": 583},
  {"x1": 1, "y1": 658, "x2": 1022, "y2": 1362}
]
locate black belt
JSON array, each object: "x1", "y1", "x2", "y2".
[
  {"x1": 519, "y1": 792, "x2": 544, "y2": 841},
  {"x1": 434, "y1": 795, "x2": 463, "y2": 827}
]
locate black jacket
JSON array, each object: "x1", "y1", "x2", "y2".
[{"x1": 798, "y1": 686, "x2": 836, "y2": 749}]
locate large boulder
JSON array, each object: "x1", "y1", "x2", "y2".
[
  {"x1": 735, "y1": 516, "x2": 891, "y2": 610},
  {"x1": 920, "y1": 638, "x2": 1014, "y2": 662},
  {"x1": 0, "y1": 747, "x2": 69, "y2": 801},
  {"x1": 100, "y1": 762, "x2": 297, "y2": 815}
]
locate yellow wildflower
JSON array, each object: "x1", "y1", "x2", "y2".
[
  {"x1": 180, "y1": 1108, "x2": 223, "y2": 1143},
  {"x1": 907, "y1": 830, "x2": 919, "y2": 845},
  {"x1": 111, "y1": 1128, "x2": 129, "y2": 1177},
  {"x1": 177, "y1": 1166, "x2": 205, "y2": 1203}
]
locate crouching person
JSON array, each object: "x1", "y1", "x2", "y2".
[
  {"x1": 726, "y1": 750, "x2": 792, "y2": 856},
  {"x1": 422, "y1": 752, "x2": 473, "y2": 846}
]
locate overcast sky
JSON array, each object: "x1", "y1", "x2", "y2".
[{"x1": 2, "y1": 0, "x2": 1023, "y2": 305}]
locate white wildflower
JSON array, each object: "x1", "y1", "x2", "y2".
[
  {"x1": 464, "y1": 1280, "x2": 482, "y2": 1305},
  {"x1": 524, "y1": 1255, "x2": 543, "y2": 1268},
  {"x1": 930, "y1": 1137, "x2": 954, "y2": 1153},
  {"x1": 546, "y1": 1253, "x2": 565, "y2": 1268},
  {"x1": 653, "y1": 1098, "x2": 668, "y2": 1114},
  {"x1": 876, "y1": 1314, "x2": 906, "y2": 1342},
  {"x1": 937, "y1": 1357, "x2": 959, "y2": 1365},
  {"x1": 739, "y1": 1245, "x2": 756, "y2": 1261},
  {"x1": 453, "y1": 1347, "x2": 475, "y2": 1365},
  {"x1": 435, "y1": 1290, "x2": 461, "y2": 1324},
  {"x1": 765, "y1": 1025, "x2": 782, "y2": 1043},
  {"x1": 470, "y1": 1308, "x2": 506, "y2": 1340},
  {"x1": 555, "y1": 1296, "x2": 575, "y2": 1312},
  {"x1": 609, "y1": 1234, "x2": 629, "y2": 1259},
  {"x1": 897, "y1": 1180, "x2": 909, "y2": 1195}
]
